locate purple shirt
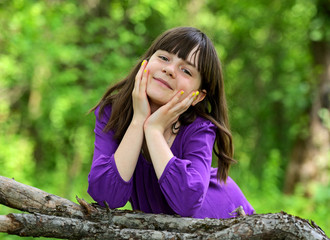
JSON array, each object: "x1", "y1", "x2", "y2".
[{"x1": 88, "y1": 105, "x2": 254, "y2": 218}]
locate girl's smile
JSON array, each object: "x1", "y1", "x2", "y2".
[{"x1": 153, "y1": 76, "x2": 173, "y2": 90}]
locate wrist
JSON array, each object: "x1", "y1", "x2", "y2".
[
  {"x1": 131, "y1": 116, "x2": 145, "y2": 127},
  {"x1": 144, "y1": 127, "x2": 164, "y2": 146},
  {"x1": 144, "y1": 123, "x2": 164, "y2": 136}
]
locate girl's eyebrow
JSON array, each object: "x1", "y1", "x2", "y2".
[
  {"x1": 182, "y1": 59, "x2": 199, "y2": 72},
  {"x1": 185, "y1": 60, "x2": 197, "y2": 68}
]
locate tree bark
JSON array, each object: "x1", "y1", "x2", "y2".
[
  {"x1": 284, "y1": 40, "x2": 330, "y2": 196},
  {"x1": 0, "y1": 176, "x2": 328, "y2": 240},
  {"x1": 284, "y1": 0, "x2": 330, "y2": 196}
]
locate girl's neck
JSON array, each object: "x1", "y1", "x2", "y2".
[{"x1": 149, "y1": 101, "x2": 161, "y2": 114}]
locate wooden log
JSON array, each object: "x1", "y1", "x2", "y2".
[
  {"x1": 0, "y1": 176, "x2": 328, "y2": 240},
  {"x1": 0, "y1": 212, "x2": 328, "y2": 239},
  {"x1": 0, "y1": 176, "x2": 84, "y2": 219}
]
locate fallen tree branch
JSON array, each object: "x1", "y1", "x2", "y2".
[
  {"x1": 0, "y1": 176, "x2": 84, "y2": 219},
  {"x1": 0, "y1": 176, "x2": 328, "y2": 239}
]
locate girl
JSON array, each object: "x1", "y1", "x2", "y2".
[{"x1": 88, "y1": 27, "x2": 254, "y2": 218}]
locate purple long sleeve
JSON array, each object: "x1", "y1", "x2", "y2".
[
  {"x1": 158, "y1": 120, "x2": 216, "y2": 216},
  {"x1": 87, "y1": 106, "x2": 133, "y2": 208},
  {"x1": 88, "y1": 105, "x2": 255, "y2": 218}
]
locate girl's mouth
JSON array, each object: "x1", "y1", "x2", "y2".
[{"x1": 153, "y1": 77, "x2": 173, "y2": 90}]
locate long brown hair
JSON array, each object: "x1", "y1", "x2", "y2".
[{"x1": 91, "y1": 27, "x2": 236, "y2": 182}]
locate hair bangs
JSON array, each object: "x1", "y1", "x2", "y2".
[{"x1": 152, "y1": 29, "x2": 207, "y2": 71}]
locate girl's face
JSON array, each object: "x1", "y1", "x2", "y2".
[{"x1": 145, "y1": 49, "x2": 203, "y2": 110}]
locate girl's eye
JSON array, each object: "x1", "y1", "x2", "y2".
[
  {"x1": 159, "y1": 55, "x2": 169, "y2": 61},
  {"x1": 182, "y1": 68, "x2": 192, "y2": 76}
]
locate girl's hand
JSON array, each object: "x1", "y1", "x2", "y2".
[
  {"x1": 132, "y1": 60, "x2": 150, "y2": 124},
  {"x1": 144, "y1": 90, "x2": 198, "y2": 134}
]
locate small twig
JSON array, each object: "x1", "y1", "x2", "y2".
[
  {"x1": 229, "y1": 206, "x2": 246, "y2": 217},
  {"x1": 103, "y1": 201, "x2": 112, "y2": 224},
  {"x1": 76, "y1": 196, "x2": 97, "y2": 216},
  {"x1": 311, "y1": 220, "x2": 326, "y2": 235}
]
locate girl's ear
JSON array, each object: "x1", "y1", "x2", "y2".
[{"x1": 192, "y1": 89, "x2": 207, "y2": 106}]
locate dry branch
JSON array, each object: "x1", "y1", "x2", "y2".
[
  {"x1": 0, "y1": 176, "x2": 84, "y2": 219},
  {"x1": 0, "y1": 176, "x2": 328, "y2": 240}
]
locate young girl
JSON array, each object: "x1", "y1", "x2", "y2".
[{"x1": 88, "y1": 27, "x2": 254, "y2": 218}]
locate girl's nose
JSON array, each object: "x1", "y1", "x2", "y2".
[{"x1": 162, "y1": 65, "x2": 176, "y2": 78}]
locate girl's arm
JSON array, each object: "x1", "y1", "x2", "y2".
[
  {"x1": 88, "y1": 61, "x2": 150, "y2": 207},
  {"x1": 144, "y1": 91, "x2": 213, "y2": 217},
  {"x1": 149, "y1": 119, "x2": 216, "y2": 217},
  {"x1": 88, "y1": 106, "x2": 134, "y2": 208},
  {"x1": 113, "y1": 119, "x2": 144, "y2": 181},
  {"x1": 144, "y1": 91, "x2": 197, "y2": 178},
  {"x1": 114, "y1": 60, "x2": 150, "y2": 181}
]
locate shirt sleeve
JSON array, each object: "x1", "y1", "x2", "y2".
[
  {"x1": 87, "y1": 105, "x2": 133, "y2": 208},
  {"x1": 158, "y1": 120, "x2": 216, "y2": 217}
]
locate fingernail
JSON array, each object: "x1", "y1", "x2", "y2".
[
  {"x1": 196, "y1": 91, "x2": 199, "y2": 96},
  {"x1": 144, "y1": 69, "x2": 147, "y2": 73},
  {"x1": 141, "y1": 60, "x2": 145, "y2": 66},
  {"x1": 180, "y1": 91, "x2": 184, "y2": 95},
  {"x1": 192, "y1": 92, "x2": 195, "y2": 96}
]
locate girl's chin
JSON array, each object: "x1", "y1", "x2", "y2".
[
  {"x1": 147, "y1": 95, "x2": 169, "y2": 107},
  {"x1": 146, "y1": 88, "x2": 174, "y2": 107}
]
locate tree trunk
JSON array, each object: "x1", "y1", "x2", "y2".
[
  {"x1": 0, "y1": 176, "x2": 328, "y2": 240},
  {"x1": 284, "y1": 40, "x2": 330, "y2": 196},
  {"x1": 284, "y1": 0, "x2": 330, "y2": 196}
]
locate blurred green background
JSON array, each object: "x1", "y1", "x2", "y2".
[{"x1": 0, "y1": 0, "x2": 329, "y2": 239}]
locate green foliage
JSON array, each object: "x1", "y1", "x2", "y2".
[{"x1": 0, "y1": 0, "x2": 329, "y2": 239}]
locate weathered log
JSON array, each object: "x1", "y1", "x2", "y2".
[
  {"x1": 0, "y1": 176, "x2": 328, "y2": 239},
  {"x1": 0, "y1": 176, "x2": 84, "y2": 219},
  {"x1": 1, "y1": 211, "x2": 329, "y2": 240}
]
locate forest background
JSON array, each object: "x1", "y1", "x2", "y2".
[{"x1": 0, "y1": 0, "x2": 329, "y2": 239}]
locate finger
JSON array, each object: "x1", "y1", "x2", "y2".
[
  {"x1": 166, "y1": 90, "x2": 185, "y2": 108},
  {"x1": 134, "y1": 60, "x2": 148, "y2": 93},
  {"x1": 160, "y1": 91, "x2": 188, "y2": 119},
  {"x1": 140, "y1": 68, "x2": 149, "y2": 93},
  {"x1": 189, "y1": 90, "x2": 199, "y2": 105},
  {"x1": 170, "y1": 91, "x2": 198, "y2": 114}
]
